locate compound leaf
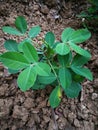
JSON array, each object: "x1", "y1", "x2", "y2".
[
  {"x1": 17, "y1": 66, "x2": 37, "y2": 91},
  {"x1": 49, "y1": 86, "x2": 62, "y2": 108},
  {"x1": 15, "y1": 16, "x2": 27, "y2": 34}
]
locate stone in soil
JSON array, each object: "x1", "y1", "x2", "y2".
[
  {"x1": 91, "y1": 93, "x2": 98, "y2": 100},
  {"x1": 94, "y1": 78, "x2": 98, "y2": 88},
  {"x1": 0, "y1": 98, "x2": 13, "y2": 119},
  {"x1": 74, "y1": 119, "x2": 80, "y2": 128},
  {"x1": 12, "y1": 105, "x2": 29, "y2": 122},
  {"x1": 40, "y1": 5, "x2": 49, "y2": 14}
]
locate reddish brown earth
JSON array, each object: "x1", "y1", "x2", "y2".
[{"x1": 0, "y1": 0, "x2": 98, "y2": 130}]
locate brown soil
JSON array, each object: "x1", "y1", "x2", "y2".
[{"x1": 0, "y1": 0, "x2": 98, "y2": 130}]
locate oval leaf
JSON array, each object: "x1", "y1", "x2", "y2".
[
  {"x1": 32, "y1": 82, "x2": 46, "y2": 90},
  {"x1": 64, "y1": 82, "x2": 82, "y2": 98},
  {"x1": 59, "y1": 67, "x2": 72, "y2": 89},
  {"x1": 8, "y1": 69, "x2": 19, "y2": 74},
  {"x1": 69, "y1": 43, "x2": 91, "y2": 58},
  {"x1": 32, "y1": 79, "x2": 46, "y2": 90},
  {"x1": 69, "y1": 29, "x2": 91, "y2": 44},
  {"x1": 22, "y1": 42, "x2": 39, "y2": 63},
  {"x1": 38, "y1": 73, "x2": 56, "y2": 85},
  {"x1": 45, "y1": 32, "x2": 55, "y2": 47},
  {"x1": 15, "y1": 16, "x2": 27, "y2": 34},
  {"x1": 2, "y1": 26, "x2": 22, "y2": 36},
  {"x1": 58, "y1": 52, "x2": 72, "y2": 67},
  {"x1": 18, "y1": 38, "x2": 32, "y2": 52},
  {"x1": 4, "y1": 40, "x2": 18, "y2": 52},
  {"x1": 72, "y1": 73, "x2": 85, "y2": 82},
  {"x1": 49, "y1": 86, "x2": 62, "y2": 108},
  {"x1": 28, "y1": 25, "x2": 41, "y2": 38},
  {"x1": 55, "y1": 43, "x2": 70, "y2": 55},
  {"x1": 61, "y1": 27, "x2": 75, "y2": 43},
  {"x1": 0, "y1": 52, "x2": 29, "y2": 70},
  {"x1": 34, "y1": 62, "x2": 51, "y2": 76},
  {"x1": 17, "y1": 66, "x2": 37, "y2": 91},
  {"x1": 71, "y1": 66, "x2": 93, "y2": 81},
  {"x1": 71, "y1": 54, "x2": 90, "y2": 67}
]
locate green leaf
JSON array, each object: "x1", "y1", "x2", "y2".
[
  {"x1": 0, "y1": 52, "x2": 29, "y2": 70},
  {"x1": 22, "y1": 42, "x2": 39, "y2": 63},
  {"x1": 4, "y1": 40, "x2": 18, "y2": 51},
  {"x1": 59, "y1": 67, "x2": 72, "y2": 89},
  {"x1": 8, "y1": 69, "x2": 19, "y2": 74},
  {"x1": 72, "y1": 73, "x2": 85, "y2": 82},
  {"x1": 38, "y1": 73, "x2": 56, "y2": 85},
  {"x1": 0, "y1": 54, "x2": 2, "y2": 62},
  {"x1": 45, "y1": 32, "x2": 55, "y2": 47},
  {"x1": 88, "y1": 0, "x2": 98, "y2": 6},
  {"x1": 49, "y1": 86, "x2": 62, "y2": 108},
  {"x1": 2, "y1": 26, "x2": 22, "y2": 36},
  {"x1": 61, "y1": 27, "x2": 75, "y2": 43},
  {"x1": 28, "y1": 25, "x2": 41, "y2": 38},
  {"x1": 52, "y1": 41, "x2": 60, "y2": 49},
  {"x1": 64, "y1": 82, "x2": 81, "y2": 98},
  {"x1": 32, "y1": 79, "x2": 46, "y2": 90},
  {"x1": 71, "y1": 66, "x2": 93, "y2": 81},
  {"x1": 69, "y1": 29, "x2": 91, "y2": 44},
  {"x1": 71, "y1": 54, "x2": 90, "y2": 67},
  {"x1": 69, "y1": 43, "x2": 91, "y2": 58},
  {"x1": 55, "y1": 43, "x2": 70, "y2": 55},
  {"x1": 18, "y1": 38, "x2": 32, "y2": 52},
  {"x1": 58, "y1": 52, "x2": 72, "y2": 67},
  {"x1": 34, "y1": 62, "x2": 51, "y2": 76},
  {"x1": 17, "y1": 66, "x2": 37, "y2": 91},
  {"x1": 15, "y1": 16, "x2": 27, "y2": 34}
]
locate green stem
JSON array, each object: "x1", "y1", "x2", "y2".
[{"x1": 48, "y1": 60, "x2": 61, "y2": 86}]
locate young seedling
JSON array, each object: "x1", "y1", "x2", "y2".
[{"x1": 0, "y1": 16, "x2": 93, "y2": 108}]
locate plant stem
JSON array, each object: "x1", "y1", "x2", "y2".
[
  {"x1": 48, "y1": 60, "x2": 61, "y2": 86},
  {"x1": 51, "y1": 108, "x2": 58, "y2": 130}
]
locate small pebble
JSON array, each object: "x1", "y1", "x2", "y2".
[
  {"x1": 74, "y1": 119, "x2": 80, "y2": 127},
  {"x1": 40, "y1": 5, "x2": 49, "y2": 15},
  {"x1": 92, "y1": 93, "x2": 98, "y2": 100}
]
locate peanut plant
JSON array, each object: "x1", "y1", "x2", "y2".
[{"x1": 0, "y1": 16, "x2": 93, "y2": 108}]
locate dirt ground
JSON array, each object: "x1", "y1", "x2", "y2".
[{"x1": 0, "y1": 0, "x2": 98, "y2": 130}]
